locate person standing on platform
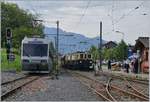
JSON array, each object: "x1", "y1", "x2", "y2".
[
  {"x1": 108, "y1": 60, "x2": 111, "y2": 70},
  {"x1": 125, "y1": 60, "x2": 129, "y2": 73},
  {"x1": 94, "y1": 61, "x2": 99, "y2": 76},
  {"x1": 134, "y1": 58, "x2": 138, "y2": 74},
  {"x1": 130, "y1": 59, "x2": 135, "y2": 73}
]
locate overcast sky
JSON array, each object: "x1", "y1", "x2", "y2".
[{"x1": 5, "y1": 0, "x2": 150, "y2": 45}]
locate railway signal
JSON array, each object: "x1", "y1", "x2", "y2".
[
  {"x1": 6, "y1": 28, "x2": 12, "y2": 39},
  {"x1": 6, "y1": 27, "x2": 15, "y2": 61}
]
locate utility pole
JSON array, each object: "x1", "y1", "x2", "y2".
[
  {"x1": 99, "y1": 21, "x2": 102, "y2": 70},
  {"x1": 56, "y1": 20, "x2": 59, "y2": 76}
]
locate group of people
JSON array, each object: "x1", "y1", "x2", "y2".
[
  {"x1": 93, "y1": 58, "x2": 139, "y2": 75},
  {"x1": 124, "y1": 58, "x2": 139, "y2": 74},
  {"x1": 107, "y1": 58, "x2": 139, "y2": 74}
]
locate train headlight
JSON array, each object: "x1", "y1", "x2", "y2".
[
  {"x1": 23, "y1": 60, "x2": 29, "y2": 63},
  {"x1": 41, "y1": 60, "x2": 47, "y2": 63},
  {"x1": 90, "y1": 61, "x2": 92, "y2": 63},
  {"x1": 41, "y1": 60, "x2": 47, "y2": 65},
  {"x1": 80, "y1": 61, "x2": 82, "y2": 63}
]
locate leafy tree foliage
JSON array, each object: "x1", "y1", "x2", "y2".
[
  {"x1": 1, "y1": 2, "x2": 44, "y2": 48},
  {"x1": 89, "y1": 40, "x2": 128, "y2": 61},
  {"x1": 115, "y1": 40, "x2": 128, "y2": 60},
  {"x1": 89, "y1": 45, "x2": 99, "y2": 62}
]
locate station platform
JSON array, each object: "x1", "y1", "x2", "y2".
[{"x1": 101, "y1": 66, "x2": 149, "y2": 81}]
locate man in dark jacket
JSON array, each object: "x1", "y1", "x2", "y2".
[
  {"x1": 124, "y1": 60, "x2": 129, "y2": 73},
  {"x1": 108, "y1": 60, "x2": 111, "y2": 70},
  {"x1": 134, "y1": 58, "x2": 138, "y2": 74}
]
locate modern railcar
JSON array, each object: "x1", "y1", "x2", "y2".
[
  {"x1": 62, "y1": 51, "x2": 93, "y2": 70},
  {"x1": 21, "y1": 37, "x2": 54, "y2": 73}
]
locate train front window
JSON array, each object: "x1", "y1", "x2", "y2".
[
  {"x1": 88, "y1": 55, "x2": 91, "y2": 59},
  {"x1": 23, "y1": 44, "x2": 48, "y2": 56},
  {"x1": 80, "y1": 54, "x2": 83, "y2": 59}
]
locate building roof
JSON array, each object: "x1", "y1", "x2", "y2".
[
  {"x1": 135, "y1": 37, "x2": 149, "y2": 48},
  {"x1": 102, "y1": 41, "x2": 117, "y2": 48}
]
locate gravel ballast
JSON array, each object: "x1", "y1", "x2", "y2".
[
  {"x1": 1, "y1": 71, "x2": 26, "y2": 84},
  {"x1": 4, "y1": 70, "x2": 102, "y2": 101}
]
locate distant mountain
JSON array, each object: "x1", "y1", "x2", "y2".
[{"x1": 44, "y1": 27, "x2": 107, "y2": 54}]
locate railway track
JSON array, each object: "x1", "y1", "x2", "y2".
[
  {"x1": 68, "y1": 70, "x2": 114, "y2": 101},
  {"x1": 108, "y1": 77, "x2": 149, "y2": 101},
  {"x1": 67, "y1": 70, "x2": 149, "y2": 101},
  {"x1": 99, "y1": 71, "x2": 149, "y2": 97},
  {"x1": 1, "y1": 75, "x2": 40, "y2": 100},
  {"x1": 101, "y1": 71, "x2": 149, "y2": 85},
  {"x1": 1, "y1": 75, "x2": 29, "y2": 85}
]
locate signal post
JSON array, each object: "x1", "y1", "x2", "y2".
[{"x1": 6, "y1": 28, "x2": 15, "y2": 62}]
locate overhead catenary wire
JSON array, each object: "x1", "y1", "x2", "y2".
[
  {"x1": 111, "y1": 0, "x2": 115, "y2": 31},
  {"x1": 74, "y1": 0, "x2": 91, "y2": 31},
  {"x1": 27, "y1": 1, "x2": 146, "y2": 39},
  {"x1": 114, "y1": 1, "x2": 145, "y2": 24},
  {"x1": 103, "y1": 1, "x2": 146, "y2": 39}
]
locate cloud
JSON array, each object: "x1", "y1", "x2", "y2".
[{"x1": 5, "y1": 0, "x2": 150, "y2": 44}]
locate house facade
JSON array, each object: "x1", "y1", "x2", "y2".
[{"x1": 134, "y1": 37, "x2": 149, "y2": 73}]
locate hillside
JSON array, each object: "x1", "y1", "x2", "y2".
[{"x1": 44, "y1": 27, "x2": 107, "y2": 54}]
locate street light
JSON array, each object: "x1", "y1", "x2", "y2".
[
  {"x1": 115, "y1": 30, "x2": 125, "y2": 66},
  {"x1": 115, "y1": 30, "x2": 124, "y2": 40}
]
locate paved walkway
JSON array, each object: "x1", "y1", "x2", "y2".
[{"x1": 102, "y1": 66, "x2": 149, "y2": 80}]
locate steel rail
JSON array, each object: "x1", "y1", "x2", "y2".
[
  {"x1": 67, "y1": 70, "x2": 111, "y2": 101},
  {"x1": 1, "y1": 76, "x2": 40, "y2": 100},
  {"x1": 108, "y1": 84, "x2": 149, "y2": 101},
  {"x1": 72, "y1": 73, "x2": 111, "y2": 101},
  {"x1": 101, "y1": 72, "x2": 149, "y2": 85},
  {"x1": 102, "y1": 72, "x2": 149, "y2": 101},
  {"x1": 104, "y1": 75, "x2": 149, "y2": 101},
  {"x1": 123, "y1": 77, "x2": 149, "y2": 99},
  {"x1": 106, "y1": 78, "x2": 116, "y2": 101},
  {"x1": 130, "y1": 79, "x2": 149, "y2": 85},
  {"x1": 69, "y1": 70, "x2": 149, "y2": 101},
  {"x1": 100, "y1": 72, "x2": 149, "y2": 98},
  {"x1": 1, "y1": 75, "x2": 30, "y2": 85}
]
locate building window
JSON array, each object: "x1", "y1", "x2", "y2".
[
  {"x1": 88, "y1": 54, "x2": 91, "y2": 59},
  {"x1": 146, "y1": 51, "x2": 148, "y2": 61},
  {"x1": 85, "y1": 54, "x2": 87, "y2": 59},
  {"x1": 80, "y1": 54, "x2": 83, "y2": 59}
]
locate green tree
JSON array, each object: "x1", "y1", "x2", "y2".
[
  {"x1": 89, "y1": 45, "x2": 99, "y2": 61},
  {"x1": 1, "y1": 2, "x2": 44, "y2": 48},
  {"x1": 102, "y1": 48, "x2": 114, "y2": 60},
  {"x1": 102, "y1": 40, "x2": 128, "y2": 61},
  {"x1": 115, "y1": 40, "x2": 128, "y2": 61}
]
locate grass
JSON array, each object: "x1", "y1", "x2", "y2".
[{"x1": 1, "y1": 48, "x2": 21, "y2": 72}]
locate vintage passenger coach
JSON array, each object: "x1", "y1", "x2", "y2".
[{"x1": 62, "y1": 51, "x2": 93, "y2": 70}]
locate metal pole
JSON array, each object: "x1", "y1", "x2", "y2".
[
  {"x1": 56, "y1": 20, "x2": 59, "y2": 75},
  {"x1": 99, "y1": 21, "x2": 102, "y2": 70}
]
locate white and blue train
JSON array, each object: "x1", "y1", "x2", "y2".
[{"x1": 21, "y1": 37, "x2": 54, "y2": 73}]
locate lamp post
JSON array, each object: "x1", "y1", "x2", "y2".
[
  {"x1": 115, "y1": 31, "x2": 124, "y2": 40},
  {"x1": 115, "y1": 30, "x2": 125, "y2": 67}
]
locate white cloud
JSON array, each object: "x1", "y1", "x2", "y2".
[{"x1": 5, "y1": 0, "x2": 150, "y2": 44}]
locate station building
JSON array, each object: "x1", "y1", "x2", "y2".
[{"x1": 134, "y1": 37, "x2": 149, "y2": 73}]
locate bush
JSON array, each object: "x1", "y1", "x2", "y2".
[{"x1": 1, "y1": 48, "x2": 21, "y2": 71}]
